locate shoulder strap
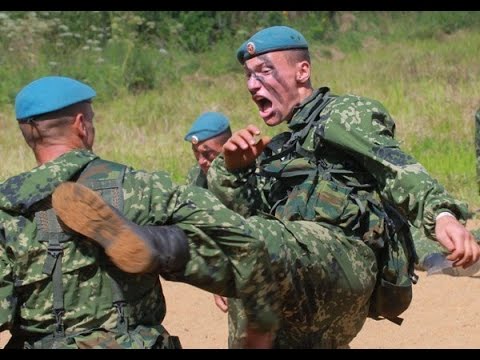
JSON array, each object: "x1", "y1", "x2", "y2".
[
  {"x1": 76, "y1": 158, "x2": 129, "y2": 332},
  {"x1": 77, "y1": 158, "x2": 126, "y2": 211},
  {"x1": 35, "y1": 158, "x2": 127, "y2": 339},
  {"x1": 260, "y1": 93, "x2": 335, "y2": 172},
  {"x1": 259, "y1": 94, "x2": 336, "y2": 186}
]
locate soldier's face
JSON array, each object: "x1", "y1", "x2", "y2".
[
  {"x1": 243, "y1": 51, "x2": 301, "y2": 126},
  {"x1": 192, "y1": 137, "x2": 224, "y2": 174}
]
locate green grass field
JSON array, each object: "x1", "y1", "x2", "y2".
[{"x1": 1, "y1": 11, "x2": 479, "y2": 209}]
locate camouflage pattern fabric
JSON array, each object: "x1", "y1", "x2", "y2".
[
  {"x1": 209, "y1": 88, "x2": 469, "y2": 233},
  {"x1": 227, "y1": 218, "x2": 377, "y2": 348},
  {"x1": 208, "y1": 87, "x2": 470, "y2": 348},
  {"x1": 185, "y1": 164, "x2": 208, "y2": 189},
  {"x1": 409, "y1": 224, "x2": 446, "y2": 270},
  {"x1": 0, "y1": 149, "x2": 279, "y2": 348}
]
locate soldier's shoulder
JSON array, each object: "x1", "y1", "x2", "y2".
[
  {"x1": 331, "y1": 93, "x2": 389, "y2": 113},
  {"x1": 124, "y1": 167, "x2": 175, "y2": 189}
]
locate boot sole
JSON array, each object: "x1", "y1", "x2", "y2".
[{"x1": 52, "y1": 182, "x2": 154, "y2": 273}]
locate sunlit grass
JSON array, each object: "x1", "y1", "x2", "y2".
[{"x1": 1, "y1": 11, "x2": 480, "y2": 209}]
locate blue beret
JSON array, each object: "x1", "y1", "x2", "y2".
[
  {"x1": 184, "y1": 112, "x2": 230, "y2": 144},
  {"x1": 15, "y1": 76, "x2": 96, "y2": 121},
  {"x1": 236, "y1": 26, "x2": 308, "y2": 64}
]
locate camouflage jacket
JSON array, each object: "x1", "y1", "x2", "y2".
[
  {"x1": 208, "y1": 87, "x2": 469, "y2": 240},
  {"x1": 185, "y1": 164, "x2": 208, "y2": 189},
  {"x1": 0, "y1": 149, "x2": 278, "y2": 348}
]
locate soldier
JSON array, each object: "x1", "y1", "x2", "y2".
[
  {"x1": 184, "y1": 111, "x2": 232, "y2": 313},
  {"x1": 184, "y1": 111, "x2": 232, "y2": 189},
  {"x1": 204, "y1": 25, "x2": 480, "y2": 348},
  {"x1": 0, "y1": 76, "x2": 279, "y2": 349}
]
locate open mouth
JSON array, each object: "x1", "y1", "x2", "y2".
[{"x1": 254, "y1": 96, "x2": 272, "y2": 118}]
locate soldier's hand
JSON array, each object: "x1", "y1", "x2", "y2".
[
  {"x1": 435, "y1": 215, "x2": 480, "y2": 268},
  {"x1": 223, "y1": 125, "x2": 271, "y2": 171},
  {"x1": 213, "y1": 294, "x2": 228, "y2": 313}
]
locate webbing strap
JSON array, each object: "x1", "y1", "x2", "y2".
[
  {"x1": 260, "y1": 95, "x2": 335, "y2": 168},
  {"x1": 109, "y1": 270, "x2": 128, "y2": 333},
  {"x1": 51, "y1": 248, "x2": 65, "y2": 338},
  {"x1": 76, "y1": 159, "x2": 129, "y2": 333},
  {"x1": 35, "y1": 158, "x2": 127, "y2": 338},
  {"x1": 41, "y1": 233, "x2": 65, "y2": 337}
]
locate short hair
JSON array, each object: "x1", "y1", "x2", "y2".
[{"x1": 285, "y1": 48, "x2": 311, "y2": 65}]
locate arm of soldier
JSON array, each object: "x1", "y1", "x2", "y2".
[
  {"x1": 207, "y1": 125, "x2": 270, "y2": 217},
  {"x1": 207, "y1": 153, "x2": 264, "y2": 217},
  {"x1": 434, "y1": 214, "x2": 480, "y2": 267},
  {"x1": 185, "y1": 164, "x2": 198, "y2": 185},
  {"x1": 322, "y1": 97, "x2": 478, "y2": 265},
  {"x1": 0, "y1": 228, "x2": 16, "y2": 333},
  {"x1": 222, "y1": 125, "x2": 271, "y2": 171}
]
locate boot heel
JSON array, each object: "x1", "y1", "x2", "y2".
[{"x1": 52, "y1": 182, "x2": 154, "y2": 273}]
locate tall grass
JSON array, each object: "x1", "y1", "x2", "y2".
[{"x1": 1, "y1": 11, "x2": 480, "y2": 209}]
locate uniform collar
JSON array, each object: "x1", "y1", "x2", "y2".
[{"x1": 288, "y1": 87, "x2": 330, "y2": 131}]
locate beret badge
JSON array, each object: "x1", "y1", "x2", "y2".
[{"x1": 246, "y1": 42, "x2": 256, "y2": 55}]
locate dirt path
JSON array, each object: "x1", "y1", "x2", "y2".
[
  {"x1": 160, "y1": 270, "x2": 480, "y2": 349},
  {"x1": 1, "y1": 270, "x2": 479, "y2": 349},
  {"x1": 2, "y1": 228, "x2": 480, "y2": 349}
]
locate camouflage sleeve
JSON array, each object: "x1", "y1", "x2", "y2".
[
  {"x1": 186, "y1": 164, "x2": 208, "y2": 189},
  {"x1": 207, "y1": 154, "x2": 265, "y2": 217},
  {"x1": 122, "y1": 169, "x2": 280, "y2": 333},
  {"x1": 185, "y1": 165, "x2": 196, "y2": 184},
  {"x1": 322, "y1": 95, "x2": 469, "y2": 238},
  {"x1": 0, "y1": 227, "x2": 15, "y2": 332}
]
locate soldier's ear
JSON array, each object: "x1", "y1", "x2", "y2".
[
  {"x1": 296, "y1": 60, "x2": 310, "y2": 84},
  {"x1": 72, "y1": 112, "x2": 87, "y2": 137}
]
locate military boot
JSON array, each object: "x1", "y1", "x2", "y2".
[{"x1": 51, "y1": 182, "x2": 190, "y2": 276}]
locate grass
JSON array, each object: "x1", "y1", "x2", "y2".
[{"x1": 1, "y1": 11, "x2": 480, "y2": 209}]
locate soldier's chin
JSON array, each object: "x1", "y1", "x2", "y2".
[{"x1": 263, "y1": 114, "x2": 282, "y2": 127}]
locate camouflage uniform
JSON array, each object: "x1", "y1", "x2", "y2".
[
  {"x1": 0, "y1": 149, "x2": 279, "y2": 348},
  {"x1": 208, "y1": 87, "x2": 469, "y2": 348},
  {"x1": 185, "y1": 164, "x2": 208, "y2": 189}
]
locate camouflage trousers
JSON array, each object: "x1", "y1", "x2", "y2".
[{"x1": 229, "y1": 218, "x2": 377, "y2": 349}]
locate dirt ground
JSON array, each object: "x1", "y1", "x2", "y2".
[
  {"x1": 2, "y1": 268, "x2": 478, "y2": 349},
  {"x1": 162, "y1": 270, "x2": 480, "y2": 349},
  {"x1": 2, "y1": 235, "x2": 480, "y2": 349}
]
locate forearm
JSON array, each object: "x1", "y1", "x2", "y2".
[
  {"x1": 324, "y1": 110, "x2": 469, "y2": 238},
  {"x1": 208, "y1": 154, "x2": 263, "y2": 217},
  {"x1": 380, "y1": 165, "x2": 469, "y2": 238}
]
